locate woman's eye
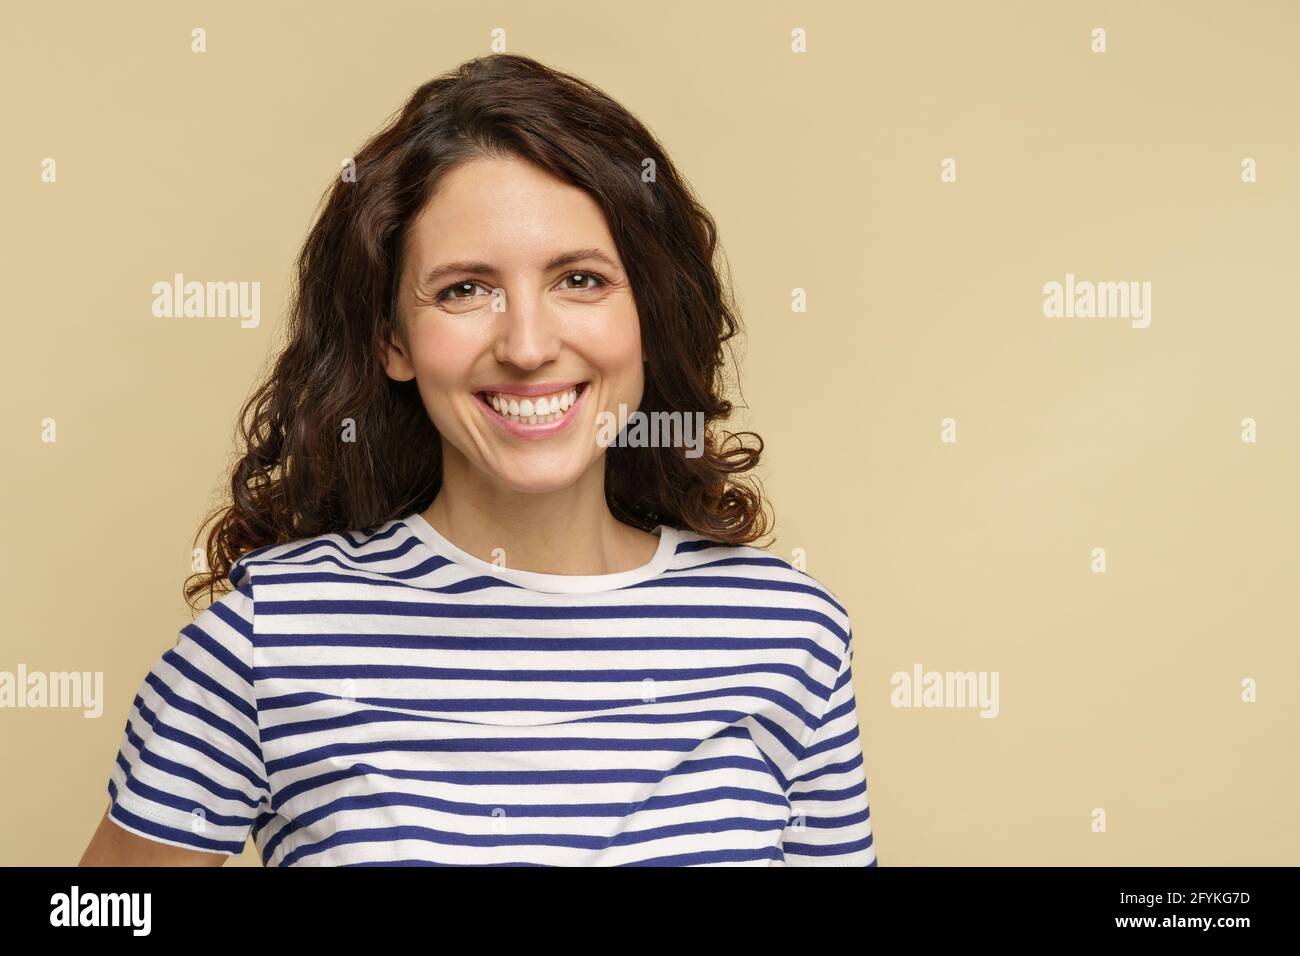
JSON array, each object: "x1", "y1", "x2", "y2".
[
  {"x1": 438, "y1": 281, "x2": 490, "y2": 301},
  {"x1": 561, "y1": 271, "x2": 605, "y2": 291}
]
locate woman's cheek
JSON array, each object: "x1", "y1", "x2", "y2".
[
  {"x1": 406, "y1": 342, "x2": 469, "y2": 429},
  {"x1": 578, "y1": 302, "x2": 642, "y2": 366}
]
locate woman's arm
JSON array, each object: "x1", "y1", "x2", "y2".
[
  {"x1": 94, "y1": 585, "x2": 267, "y2": 865},
  {"x1": 79, "y1": 808, "x2": 228, "y2": 866}
]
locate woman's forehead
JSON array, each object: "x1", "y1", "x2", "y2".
[{"x1": 404, "y1": 160, "x2": 620, "y2": 272}]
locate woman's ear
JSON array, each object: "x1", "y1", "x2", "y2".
[{"x1": 381, "y1": 325, "x2": 417, "y2": 382}]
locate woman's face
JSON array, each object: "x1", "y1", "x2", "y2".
[{"x1": 385, "y1": 154, "x2": 644, "y2": 495}]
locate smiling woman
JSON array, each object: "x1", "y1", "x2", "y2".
[
  {"x1": 382, "y1": 153, "x2": 645, "y2": 483},
  {"x1": 82, "y1": 52, "x2": 876, "y2": 868}
]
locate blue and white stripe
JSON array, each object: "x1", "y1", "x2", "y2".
[{"x1": 106, "y1": 513, "x2": 876, "y2": 866}]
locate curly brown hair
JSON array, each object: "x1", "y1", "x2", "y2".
[{"x1": 185, "y1": 52, "x2": 772, "y2": 611}]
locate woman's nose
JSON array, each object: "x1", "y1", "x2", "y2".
[{"x1": 492, "y1": 288, "x2": 563, "y2": 368}]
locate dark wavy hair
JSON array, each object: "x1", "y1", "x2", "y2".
[{"x1": 186, "y1": 52, "x2": 771, "y2": 610}]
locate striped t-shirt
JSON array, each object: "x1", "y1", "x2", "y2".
[{"x1": 106, "y1": 512, "x2": 877, "y2": 866}]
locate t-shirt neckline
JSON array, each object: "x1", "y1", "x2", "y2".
[{"x1": 401, "y1": 511, "x2": 680, "y2": 594}]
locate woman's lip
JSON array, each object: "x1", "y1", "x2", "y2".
[
  {"x1": 476, "y1": 381, "x2": 586, "y2": 398},
  {"x1": 474, "y1": 382, "x2": 588, "y2": 440}
]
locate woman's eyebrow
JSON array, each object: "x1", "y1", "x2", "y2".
[
  {"x1": 543, "y1": 248, "x2": 619, "y2": 273},
  {"x1": 418, "y1": 248, "x2": 619, "y2": 289}
]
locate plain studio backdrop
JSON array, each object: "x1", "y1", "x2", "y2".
[{"x1": 1, "y1": 0, "x2": 1297, "y2": 865}]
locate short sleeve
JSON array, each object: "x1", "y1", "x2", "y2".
[
  {"x1": 105, "y1": 583, "x2": 269, "y2": 856},
  {"x1": 780, "y1": 633, "x2": 877, "y2": 865}
]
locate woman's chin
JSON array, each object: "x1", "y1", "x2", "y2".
[{"x1": 483, "y1": 459, "x2": 592, "y2": 496}]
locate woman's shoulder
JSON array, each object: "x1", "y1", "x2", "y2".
[
  {"x1": 228, "y1": 515, "x2": 412, "y2": 590},
  {"x1": 667, "y1": 525, "x2": 853, "y2": 642}
]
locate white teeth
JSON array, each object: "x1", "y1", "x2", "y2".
[{"x1": 483, "y1": 386, "x2": 581, "y2": 424}]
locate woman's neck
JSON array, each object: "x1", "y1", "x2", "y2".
[{"x1": 423, "y1": 457, "x2": 659, "y2": 576}]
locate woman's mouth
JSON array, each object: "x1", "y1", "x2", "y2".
[{"x1": 474, "y1": 382, "x2": 589, "y2": 438}]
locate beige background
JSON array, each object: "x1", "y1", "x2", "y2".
[{"x1": 2, "y1": 0, "x2": 1296, "y2": 865}]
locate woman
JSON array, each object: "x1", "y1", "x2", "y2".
[{"x1": 80, "y1": 53, "x2": 876, "y2": 866}]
